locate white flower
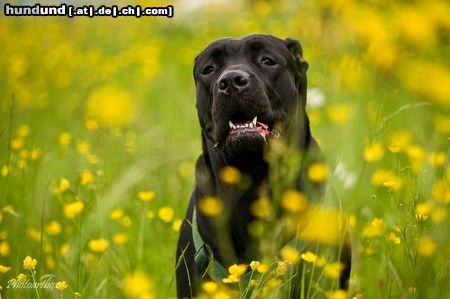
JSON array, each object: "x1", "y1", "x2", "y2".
[
  {"x1": 334, "y1": 161, "x2": 357, "y2": 188},
  {"x1": 307, "y1": 87, "x2": 325, "y2": 108}
]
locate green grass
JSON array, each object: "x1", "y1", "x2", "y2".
[{"x1": 1, "y1": 0, "x2": 449, "y2": 298}]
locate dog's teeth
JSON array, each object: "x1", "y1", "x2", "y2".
[
  {"x1": 229, "y1": 121, "x2": 235, "y2": 129},
  {"x1": 252, "y1": 116, "x2": 257, "y2": 125},
  {"x1": 249, "y1": 123, "x2": 254, "y2": 128},
  {"x1": 245, "y1": 123, "x2": 249, "y2": 127}
]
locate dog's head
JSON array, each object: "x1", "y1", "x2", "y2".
[{"x1": 194, "y1": 34, "x2": 309, "y2": 159}]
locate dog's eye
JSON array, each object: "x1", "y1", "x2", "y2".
[
  {"x1": 201, "y1": 65, "x2": 215, "y2": 75},
  {"x1": 261, "y1": 57, "x2": 276, "y2": 66}
]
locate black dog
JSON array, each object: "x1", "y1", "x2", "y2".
[{"x1": 176, "y1": 34, "x2": 349, "y2": 298}]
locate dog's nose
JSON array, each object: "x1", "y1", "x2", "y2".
[{"x1": 218, "y1": 70, "x2": 249, "y2": 92}]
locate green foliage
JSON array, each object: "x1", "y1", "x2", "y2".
[{"x1": 0, "y1": 0, "x2": 449, "y2": 298}]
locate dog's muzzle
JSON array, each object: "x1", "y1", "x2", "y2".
[{"x1": 217, "y1": 69, "x2": 250, "y2": 94}]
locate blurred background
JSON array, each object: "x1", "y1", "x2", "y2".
[{"x1": 0, "y1": 0, "x2": 449, "y2": 298}]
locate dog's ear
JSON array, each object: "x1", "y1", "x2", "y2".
[
  {"x1": 284, "y1": 38, "x2": 308, "y2": 106},
  {"x1": 284, "y1": 38, "x2": 309, "y2": 74}
]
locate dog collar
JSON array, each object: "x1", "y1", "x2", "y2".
[
  {"x1": 191, "y1": 207, "x2": 310, "y2": 283},
  {"x1": 192, "y1": 207, "x2": 229, "y2": 281}
]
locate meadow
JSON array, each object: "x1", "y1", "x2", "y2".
[{"x1": 0, "y1": 0, "x2": 449, "y2": 298}]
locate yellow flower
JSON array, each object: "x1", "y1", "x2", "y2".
[
  {"x1": 19, "y1": 149, "x2": 30, "y2": 159},
  {"x1": 0, "y1": 241, "x2": 10, "y2": 256},
  {"x1": 0, "y1": 265, "x2": 11, "y2": 273},
  {"x1": 158, "y1": 206, "x2": 174, "y2": 223},
  {"x1": 250, "y1": 197, "x2": 272, "y2": 218},
  {"x1": 228, "y1": 264, "x2": 247, "y2": 277},
  {"x1": 400, "y1": 61, "x2": 450, "y2": 106},
  {"x1": 250, "y1": 260, "x2": 260, "y2": 271},
  {"x1": 60, "y1": 243, "x2": 70, "y2": 257},
  {"x1": 397, "y1": 7, "x2": 435, "y2": 45},
  {"x1": 371, "y1": 169, "x2": 402, "y2": 191},
  {"x1": 432, "y1": 179, "x2": 450, "y2": 203},
  {"x1": 222, "y1": 274, "x2": 240, "y2": 283},
  {"x1": 301, "y1": 251, "x2": 317, "y2": 263},
  {"x1": 324, "y1": 262, "x2": 345, "y2": 279},
  {"x1": 364, "y1": 141, "x2": 384, "y2": 162},
  {"x1": 146, "y1": 211, "x2": 155, "y2": 219},
  {"x1": 387, "y1": 232, "x2": 401, "y2": 245},
  {"x1": 219, "y1": 166, "x2": 241, "y2": 184},
  {"x1": 113, "y1": 233, "x2": 129, "y2": 245},
  {"x1": 109, "y1": 208, "x2": 124, "y2": 220},
  {"x1": 362, "y1": 218, "x2": 385, "y2": 238},
  {"x1": 85, "y1": 119, "x2": 99, "y2": 131},
  {"x1": 56, "y1": 281, "x2": 68, "y2": 290},
  {"x1": 429, "y1": 152, "x2": 447, "y2": 167},
  {"x1": 122, "y1": 271, "x2": 154, "y2": 299},
  {"x1": 316, "y1": 256, "x2": 327, "y2": 267},
  {"x1": 27, "y1": 228, "x2": 41, "y2": 241},
  {"x1": 281, "y1": 246, "x2": 300, "y2": 264},
  {"x1": 387, "y1": 130, "x2": 411, "y2": 152},
  {"x1": 326, "y1": 103, "x2": 354, "y2": 125},
  {"x1": 87, "y1": 154, "x2": 98, "y2": 164},
  {"x1": 199, "y1": 196, "x2": 223, "y2": 217},
  {"x1": 276, "y1": 261, "x2": 287, "y2": 276},
  {"x1": 307, "y1": 163, "x2": 329, "y2": 182},
  {"x1": 434, "y1": 114, "x2": 450, "y2": 134},
  {"x1": 11, "y1": 138, "x2": 24, "y2": 150},
  {"x1": 177, "y1": 161, "x2": 194, "y2": 179},
  {"x1": 17, "y1": 159, "x2": 27, "y2": 170},
  {"x1": 406, "y1": 145, "x2": 425, "y2": 173},
  {"x1": 88, "y1": 238, "x2": 109, "y2": 253},
  {"x1": 86, "y1": 85, "x2": 134, "y2": 128},
  {"x1": 281, "y1": 190, "x2": 308, "y2": 213},
  {"x1": 17, "y1": 124, "x2": 30, "y2": 137},
  {"x1": 138, "y1": 191, "x2": 155, "y2": 202},
  {"x1": 417, "y1": 236, "x2": 437, "y2": 256},
  {"x1": 44, "y1": 243, "x2": 53, "y2": 253},
  {"x1": 415, "y1": 202, "x2": 432, "y2": 221},
  {"x1": 202, "y1": 281, "x2": 218, "y2": 293},
  {"x1": 326, "y1": 290, "x2": 348, "y2": 299},
  {"x1": 122, "y1": 216, "x2": 132, "y2": 227},
  {"x1": 59, "y1": 132, "x2": 72, "y2": 146},
  {"x1": 23, "y1": 256, "x2": 37, "y2": 270},
  {"x1": 17, "y1": 273, "x2": 27, "y2": 283},
  {"x1": 266, "y1": 278, "x2": 282, "y2": 289},
  {"x1": 1, "y1": 165, "x2": 9, "y2": 177},
  {"x1": 77, "y1": 141, "x2": 90, "y2": 154},
  {"x1": 45, "y1": 220, "x2": 62, "y2": 236},
  {"x1": 63, "y1": 201, "x2": 84, "y2": 219},
  {"x1": 431, "y1": 208, "x2": 447, "y2": 223},
  {"x1": 348, "y1": 214, "x2": 357, "y2": 228},
  {"x1": 31, "y1": 149, "x2": 41, "y2": 160},
  {"x1": 80, "y1": 170, "x2": 94, "y2": 186},
  {"x1": 256, "y1": 263, "x2": 269, "y2": 274},
  {"x1": 212, "y1": 290, "x2": 232, "y2": 299},
  {"x1": 297, "y1": 207, "x2": 346, "y2": 245},
  {"x1": 59, "y1": 178, "x2": 70, "y2": 193},
  {"x1": 172, "y1": 219, "x2": 182, "y2": 232}
]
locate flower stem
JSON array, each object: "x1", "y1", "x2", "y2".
[{"x1": 30, "y1": 270, "x2": 41, "y2": 299}]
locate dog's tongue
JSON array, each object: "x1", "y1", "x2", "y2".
[{"x1": 256, "y1": 122, "x2": 270, "y2": 140}]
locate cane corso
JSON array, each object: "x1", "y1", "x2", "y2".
[{"x1": 175, "y1": 34, "x2": 350, "y2": 298}]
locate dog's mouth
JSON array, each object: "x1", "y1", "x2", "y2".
[
  {"x1": 228, "y1": 116, "x2": 272, "y2": 142},
  {"x1": 215, "y1": 116, "x2": 278, "y2": 156}
]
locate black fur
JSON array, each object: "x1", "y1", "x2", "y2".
[{"x1": 175, "y1": 34, "x2": 350, "y2": 298}]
